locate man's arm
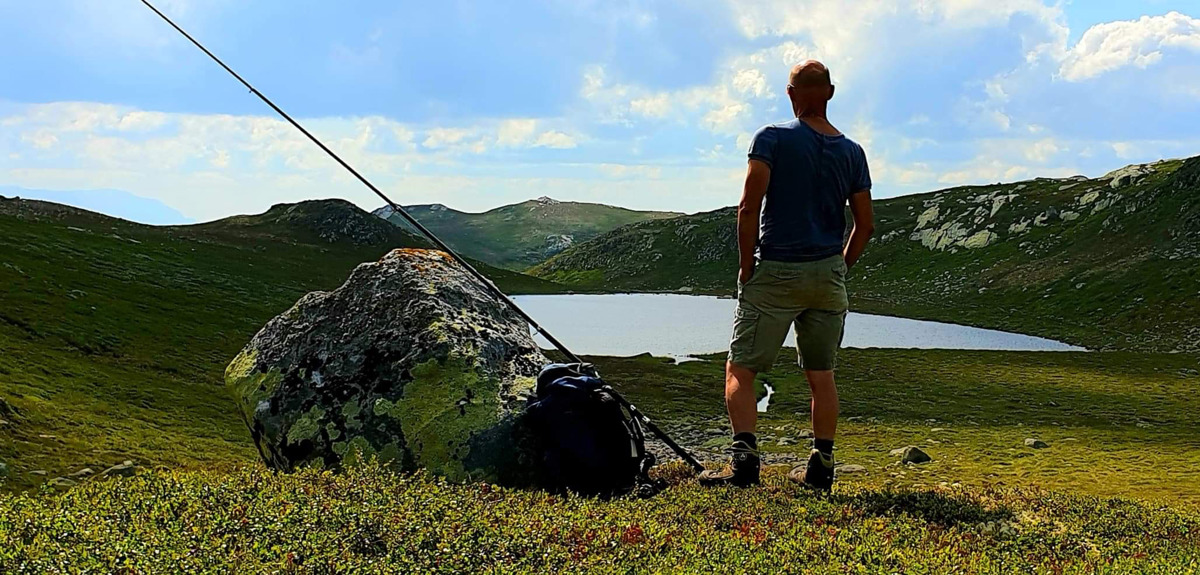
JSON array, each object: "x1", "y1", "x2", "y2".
[
  {"x1": 843, "y1": 190, "x2": 875, "y2": 269},
  {"x1": 738, "y1": 159, "x2": 771, "y2": 284}
]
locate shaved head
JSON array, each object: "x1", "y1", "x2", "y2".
[
  {"x1": 786, "y1": 59, "x2": 835, "y2": 117},
  {"x1": 789, "y1": 60, "x2": 831, "y2": 88}
]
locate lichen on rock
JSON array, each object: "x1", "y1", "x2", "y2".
[{"x1": 224, "y1": 248, "x2": 547, "y2": 484}]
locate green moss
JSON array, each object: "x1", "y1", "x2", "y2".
[
  {"x1": 341, "y1": 436, "x2": 375, "y2": 466},
  {"x1": 286, "y1": 405, "x2": 326, "y2": 443},
  {"x1": 395, "y1": 354, "x2": 505, "y2": 482},
  {"x1": 341, "y1": 399, "x2": 363, "y2": 430}
]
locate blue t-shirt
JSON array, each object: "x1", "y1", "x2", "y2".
[{"x1": 747, "y1": 119, "x2": 871, "y2": 262}]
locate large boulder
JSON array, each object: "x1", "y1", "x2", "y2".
[{"x1": 225, "y1": 248, "x2": 548, "y2": 483}]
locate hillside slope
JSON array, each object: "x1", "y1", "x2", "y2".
[
  {"x1": 376, "y1": 196, "x2": 681, "y2": 270},
  {"x1": 0, "y1": 197, "x2": 560, "y2": 490},
  {"x1": 532, "y1": 157, "x2": 1200, "y2": 352}
]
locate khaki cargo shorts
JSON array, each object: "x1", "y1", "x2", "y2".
[{"x1": 727, "y1": 255, "x2": 849, "y2": 373}]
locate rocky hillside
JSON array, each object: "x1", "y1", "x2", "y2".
[
  {"x1": 532, "y1": 157, "x2": 1200, "y2": 352},
  {"x1": 193, "y1": 198, "x2": 421, "y2": 247},
  {"x1": 375, "y1": 196, "x2": 680, "y2": 270}
]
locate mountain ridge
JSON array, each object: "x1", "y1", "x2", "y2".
[
  {"x1": 531, "y1": 157, "x2": 1200, "y2": 352},
  {"x1": 374, "y1": 196, "x2": 682, "y2": 270}
]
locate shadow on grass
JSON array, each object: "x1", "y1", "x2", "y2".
[{"x1": 835, "y1": 489, "x2": 1014, "y2": 526}]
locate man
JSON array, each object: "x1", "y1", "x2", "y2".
[{"x1": 699, "y1": 60, "x2": 875, "y2": 490}]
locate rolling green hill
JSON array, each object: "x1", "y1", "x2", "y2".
[
  {"x1": 375, "y1": 197, "x2": 681, "y2": 270},
  {"x1": 532, "y1": 157, "x2": 1200, "y2": 352},
  {"x1": 0, "y1": 196, "x2": 561, "y2": 491}
]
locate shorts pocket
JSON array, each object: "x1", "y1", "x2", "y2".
[
  {"x1": 833, "y1": 258, "x2": 848, "y2": 277},
  {"x1": 729, "y1": 305, "x2": 761, "y2": 359}
]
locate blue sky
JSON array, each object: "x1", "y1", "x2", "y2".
[{"x1": 1, "y1": 0, "x2": 1199, "y2": 224}]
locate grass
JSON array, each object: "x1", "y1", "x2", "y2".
[
  {"x1": 592, "y1": 350, "x2": 1200, "y2": 505},
  {"x1": 2, "y1": 463, "x2": 1198, "y2": 574}
]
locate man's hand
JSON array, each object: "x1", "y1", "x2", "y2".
[
  {"x1": 739, "y1": 262, "x2": 755, "y2": 285},
  {"x1": 843, "y1": 190, "x2": 875, "y2": 269},
  {"x1": 738, "y1": 159, "x2": 771, "y2": 286}
]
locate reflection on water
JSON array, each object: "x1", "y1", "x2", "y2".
[
  {"x1": 757, "y1": 384, "x2": 775, "y2": 413},
  {"x1": 512, "y1": 293, "x2": 1083, "y2": 360}
]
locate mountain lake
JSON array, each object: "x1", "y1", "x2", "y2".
[{"x1": 512, "y1": 293, "x2": 1084, "y2": 360}]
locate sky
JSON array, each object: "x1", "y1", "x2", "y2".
[{"x1": 1, "y1": 0, "x2": 1199, "y2": 224}]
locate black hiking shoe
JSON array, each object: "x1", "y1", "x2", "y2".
[
  {"x1": 788, "y1": 449, "x2": 835, "y2": 491},
  {"x1": 698, "y1": 440, "x2": 760, "y2": 487}
]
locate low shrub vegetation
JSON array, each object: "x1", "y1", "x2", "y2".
[{"x1": 2, "y1": 462, "x2": 1198, "y2": 574}]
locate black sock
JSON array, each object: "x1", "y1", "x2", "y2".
[
  {"x1": 814, "y1": 438, "x2": 834, "y2": 456},
  {"x1": 733, "y1": 432, "x2": 758, "y2": 449}
]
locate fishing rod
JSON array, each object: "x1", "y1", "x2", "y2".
[{"x1": 140, "y1": 0, "x2": 705, "y2": 473}]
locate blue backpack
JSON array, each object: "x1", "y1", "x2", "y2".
[{"x1": 525, "y1": 363, "x2": 657, "y2": 497}]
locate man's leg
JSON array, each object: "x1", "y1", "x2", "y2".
[
  {"x1": 805, "y1": 369, "x2": 839, "y2": 446},
  {"x1": 699, "y1": 360, "x2": 766, "y2": 487},
  {"x1": 701, "y1": 285, "x2": 791, "y2": 487},
  {"x1": 789, "y1": 309, "x2": 846, "y2": 490},
  {"x1": 725, "y1": 361, "x2": 759, "y2": 435}
]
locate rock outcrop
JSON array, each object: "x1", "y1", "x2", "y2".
[{"x1": 225, "y1": 248, "x2": 547, "y2": 483}]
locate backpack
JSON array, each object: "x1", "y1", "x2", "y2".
[{"x1": 525, "y1": 363, "x2": 658, "y2": 497}]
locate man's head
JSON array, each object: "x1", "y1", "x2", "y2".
[{"x1": 787, "y1": 60, "x2": 834, "y2": 116}]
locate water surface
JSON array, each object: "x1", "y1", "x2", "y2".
[{"x1": 512, "y1": 293, "x2": 1082, "y2": 360}]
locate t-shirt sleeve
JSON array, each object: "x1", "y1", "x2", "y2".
[
  {"x1": 852, "y1": 144, "x2": 872, "y2": 194},
  {"x1": 747, "y1": 125, "x2": 776, "y2": 168}
]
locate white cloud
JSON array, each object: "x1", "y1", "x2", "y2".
[
  {"x1": 596, "y1": 164, "x2": 662, "y2": 179},
  {"x1": 534, "y1": 131, "x2": 577, "y2": 149},
  {"x1": 730, "y1": 0, "x2": 1064, "y2": 71},
  {"x1": 629, "y1": 94, "x2": 672, "y2": 119},
  {"x1": 1111, "y1": 142, "x2": 1136, "y2": 159},
  {"x1": 211, "y1": 149, "x2": 231, "y2": 168},
  {"x1": 732, "y1": 68, "x2": 770, "y2": 98},
  {"x1": 422, "y1": 127, "x2": 475, "y2": 149},
  {"x1": 582, "y1": 53, "x2": 779, "y2": 135},
  {"x1": 1024, "y1": 138, "x2": 1061, "y2": 162},
  {"x1": 1060, "y1": 12, "x2": 1200, "y2": 81},
  {"x1": 21, "y1": 131, "x2": 59, "y2": 150},
  {"x1": 496, "y1": 119, "x2": 538, "y2": 147},
  {"x1": 0, "y1": 102, "x2": 603, "y2": 219}
]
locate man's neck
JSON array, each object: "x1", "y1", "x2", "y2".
[
  {"x1": 793, "y1": 100, "x2": 829, "y2": 119},
  {"x1": 797, "y1": 114, "x2": 840, "y2": 137}
]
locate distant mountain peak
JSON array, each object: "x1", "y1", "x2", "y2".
[
  {"x1": 372, "y1": 196, "x2": 681, "y2": 269},
  {"x1": 213, "y1": 198, "x2": 411, "y2": 247}
]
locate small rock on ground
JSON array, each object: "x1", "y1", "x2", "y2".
[
  {"x1": 48, "y1": 477, "x2": 77, "y2": 489},
  {"x1": 890, "y1": 446, "x2": 933, "y2": 464},
  {"x1": 1024, "y1": 438, "x2": 1050, "y2": 449},
  {"x1": 67, "y1": 468, "x2": 95, "y2": 479},
  {"x1": 837, "y1": 464, "x2": 868, "y2": 474},
  {"x1": 102, "y1": 460, "x2": 137, "y2": 477}
]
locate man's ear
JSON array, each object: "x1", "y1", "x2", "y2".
[{"x1": 828, "y1": 85, "x2": 836, "y2": 101}]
